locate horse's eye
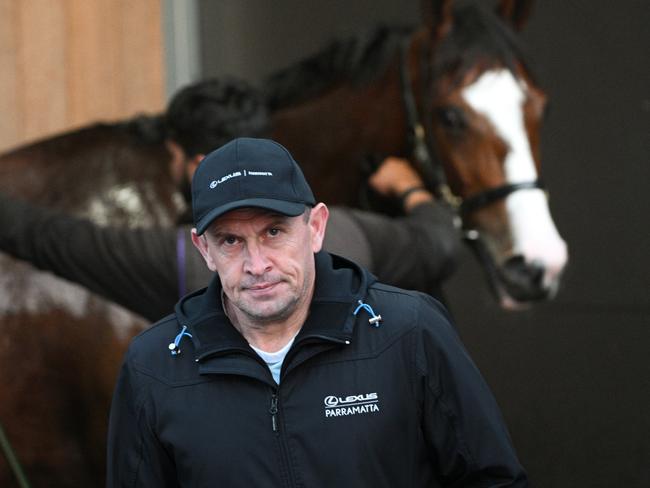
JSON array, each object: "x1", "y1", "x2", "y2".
[{"x1": 436, "y1": 106, "x2": 467, "y2": 131}]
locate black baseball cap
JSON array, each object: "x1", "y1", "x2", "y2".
[{"x1": 192, "y1": 137, "x2": 316, "y2": 235}]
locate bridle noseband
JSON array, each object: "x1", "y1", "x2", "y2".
[
  {"x1": 398, "y1": 36, "x2": 545, "y2": 227},
  {"x1": 460, "y1": 180, "x2": 545, "y2": 215}
]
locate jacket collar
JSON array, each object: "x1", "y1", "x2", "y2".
[{"x1": 177, "y1": 252, "x2": 373, "y2": 363}]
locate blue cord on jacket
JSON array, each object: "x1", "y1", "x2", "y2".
[
  {"x1": 168, "y1": 325, "x2": 193, "y2": 356},
  {"x1": 353, "y1": 300, "x2": 382, "y2": 327}
]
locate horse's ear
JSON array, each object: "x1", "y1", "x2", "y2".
[
  {"x1": 421, "y1": 0, "x2": 454, "y2": 42},
  {"x1": 496, "y1": 0, "x2": 535, "y2": 31}
]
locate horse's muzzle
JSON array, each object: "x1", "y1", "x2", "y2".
[{"x1": 496, "y1": 255, "x2": 553, "y2": 306}]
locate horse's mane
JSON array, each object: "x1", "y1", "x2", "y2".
[
  {"x1": 435, "y1": 3, "x2": 533, "y2": 84},
  {"x1": 265, "y1": 25, "x2": 413, "y2": 110},
  {"x1": 116, "y1": 113, "x2": 167, "y2": 145},
  {"x1": 265, "y1": 3, "x2": 533, "y2": 110}
]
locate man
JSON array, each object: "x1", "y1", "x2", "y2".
[
  {"x1": 0, "y1": 78, "x2": 460, "y2": 322},
  {"x1": 106, "y1": 138, "x2": 527, "y2": 487}
]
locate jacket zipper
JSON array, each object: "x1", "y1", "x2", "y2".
[
  {"x1": 269, "y1": 389, "x2": 298, "y2": 487},
  {"x1": 269, "y1": 393, "x2": 279, "y2": 432}
]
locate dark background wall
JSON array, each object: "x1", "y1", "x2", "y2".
[{"x1": 198, "y1": 1, "x2": 650, "y2": 486}]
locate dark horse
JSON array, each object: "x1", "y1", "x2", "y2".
[
  {"x1": 0, "y1": 117, "x2": 178, "y2": 487},
  {"x1": 0, "y1": 1, "x2": 567, "y2": 486}
]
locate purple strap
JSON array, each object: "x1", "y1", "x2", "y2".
[{"x1": 176, "y1": 228, "x2": 187, "y2": 298}]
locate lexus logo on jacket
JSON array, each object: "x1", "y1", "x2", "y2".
[{"x1": 323, "y1": 392, "x2": 380, "y2": 418}]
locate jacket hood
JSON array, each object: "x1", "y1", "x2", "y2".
[{"x1": 173, "y1": 252, "x2": 377, "y2": 358}]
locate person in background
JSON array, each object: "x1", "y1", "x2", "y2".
[
  {"x1": 106, "y1": 137, "x2": 527, "y2": 486},
  {"x1": 0, "y1": 78, "x2": 460, "y2": 322}
]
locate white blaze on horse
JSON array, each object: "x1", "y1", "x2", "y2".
[{"x1": 461, "y1": 68, "x2": 568, "y2": 308}]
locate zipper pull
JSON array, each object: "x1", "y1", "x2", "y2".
[{"x1": 269, "y1": 394, "x2": 279, "y2": 432}]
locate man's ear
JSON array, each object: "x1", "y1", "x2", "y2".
[
  {"x1": 186, "y1": 153, "x2": 205, "y2": 181},
  {"x1": 308, "y1": 203, "x2": 329, "y2": 253},
  {"x1": 190, "y1": 228, "x2": 218, "y2": 271}
]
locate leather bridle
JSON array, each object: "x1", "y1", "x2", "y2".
[{"x1": 397, "y1": 35, "x2": 545, "y2": 225}]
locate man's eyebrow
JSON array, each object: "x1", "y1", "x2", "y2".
[
  {"x1": 208, "y1": 213, "x2": 293, "y2": 236},
  {"x1": 266, "y1": 214, "x2": 292, "y2": 225},
  {"x1": 206, "y1": 227, "x2": 234, "y2": 240}
]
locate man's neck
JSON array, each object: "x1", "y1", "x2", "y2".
[{"x1": 223, "y1": 291, "x2": 312, "y2": 352}]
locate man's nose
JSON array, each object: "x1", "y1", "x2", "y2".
[{"x1": 243, "y1": 242, "x2": 272, "y2": 275}]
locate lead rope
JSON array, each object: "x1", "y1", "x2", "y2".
[
  {"x1": 0, "y1": 421, "x2": 31, "y2": 488},
  {"x1": 170, "y1": 230, "x2": 191, "y2": 356}
]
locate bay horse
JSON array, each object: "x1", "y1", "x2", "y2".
[
  {"x1": 267, "y1": 0, "x2": 568, "y2": 308},
  {"x1": 0, "y1": 1, "x2": 567, "y2": 486}
]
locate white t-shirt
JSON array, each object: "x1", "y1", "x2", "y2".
[{"x1": 250, "y1": 336, "x2": 296, "y2": 384}]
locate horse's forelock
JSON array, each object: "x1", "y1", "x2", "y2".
[{"x1": 433, "y1": 2, "x2": 531, "y2": 86}]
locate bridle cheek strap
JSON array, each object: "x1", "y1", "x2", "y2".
[{"x1": 398, "y1": 37, "x2": 453, "y2": 204}]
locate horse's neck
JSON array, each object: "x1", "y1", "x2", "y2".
[
  {"x1": 272, "y1": 72, "x2": 406, "y2": 148},
  {"x1": 269, "y1": 68, "x2": 407, "y2": 205}
]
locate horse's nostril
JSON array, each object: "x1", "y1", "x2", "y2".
[{"x1": 497, "y1": 256, "x2": 548, "y2": 301}]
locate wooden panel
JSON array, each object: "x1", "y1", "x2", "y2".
[
  {"x1": 0, "y1": 0, "x2": 22, "y2": 147},
  {"x1": 0, "y1": 1, "x2": 21, "y2": 145},
  {"x1": 18, "y1": 0, "x2": 68, "y2": 142},
  {"x1": 117, "y1": 0, "x2": 165, "y2": 112},
  {"x1": 0, "y1": 0, "x2": 165, "y2": 153},
  {"x1": 66, "y1": 0, "x2": 122, "y2": 123}
]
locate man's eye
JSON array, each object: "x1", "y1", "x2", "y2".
[
  {"x1": 223, "y1": 236, "x2": 238, "y2": 246},
  {"x1": 268, "y1": 228, "x2": 280, "y2": 237}
]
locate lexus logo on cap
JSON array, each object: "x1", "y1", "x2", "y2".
[{"x1": 208, "y1": 170, "x2": 274, "y2": 189}]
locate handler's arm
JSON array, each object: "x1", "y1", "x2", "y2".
[
  {"x1": 345, "y1": 201, "x2": 460, "y2": 293},
  {"x1": 342, "y1": 156, "x2": 461, "y2": 295},
  {"x1": 0, "y1": 192, "x2": 179, "y2": 321}
]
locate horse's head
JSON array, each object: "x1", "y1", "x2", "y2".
[{"x1": 414, "y1": 0, "x2": 568, "y2": 308}]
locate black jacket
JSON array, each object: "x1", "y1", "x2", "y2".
[{"x1": 107, "y1": 252, "x2": 526, "y2": 487}]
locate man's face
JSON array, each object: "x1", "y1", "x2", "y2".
[
  {"x1": 192, "y1": 205, "x2": 328, "y2": 325},
  {"x1": 166, "y1": 140, "x2": 189, "y2": 186},
  {"x1": 166, "y1": 140, "x2": 201, "y2": 204}
]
